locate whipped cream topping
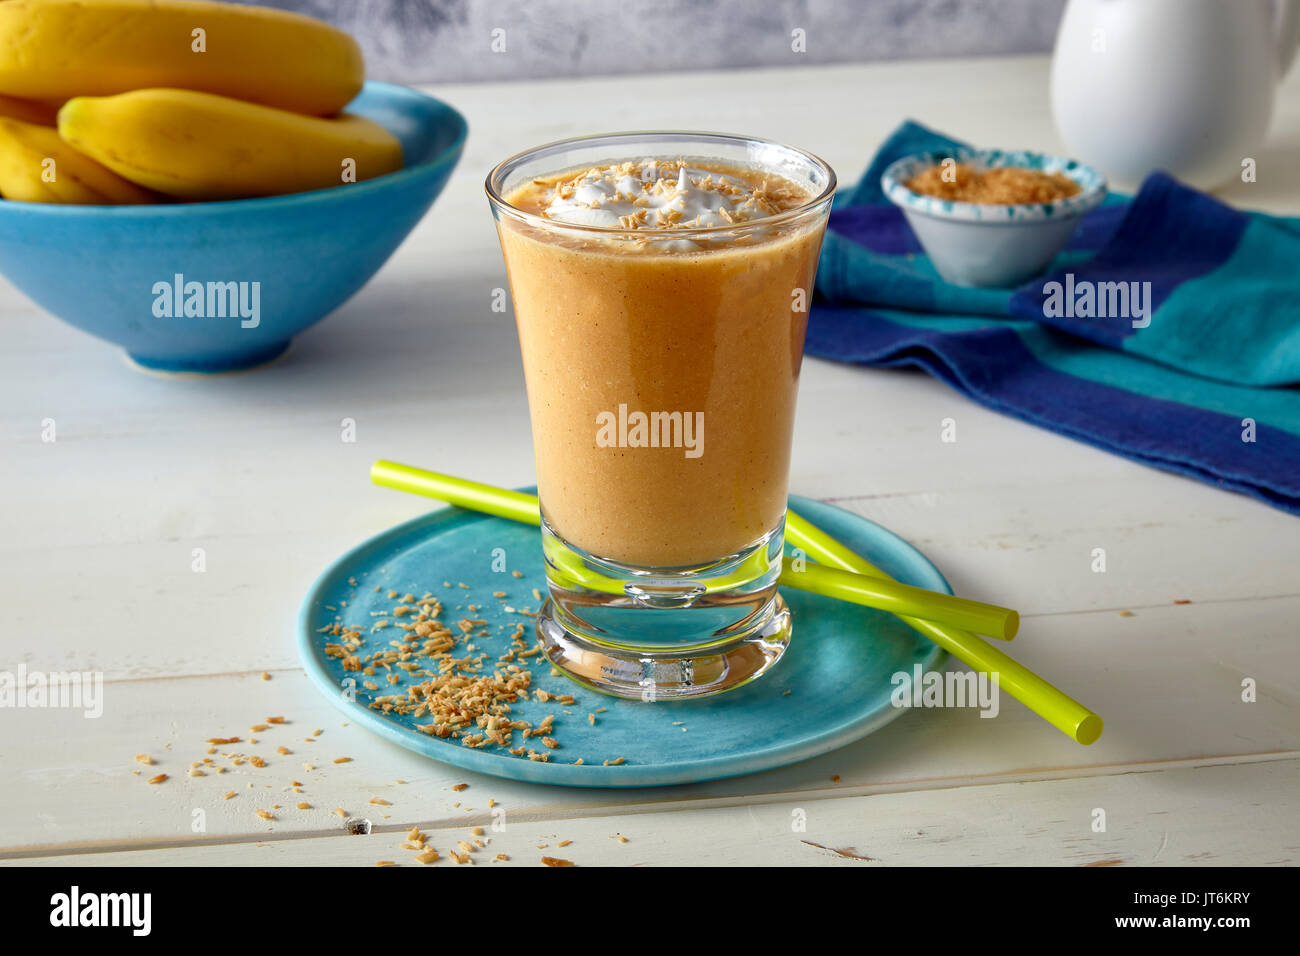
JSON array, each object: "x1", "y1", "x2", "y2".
[{"x1": 537, "y1": 159, "x2": 804, "y2": 232}]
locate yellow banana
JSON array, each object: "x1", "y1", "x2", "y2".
[
  {"x1": 0, "y1": 93, "x2": 59, "y2": 126},
  {"x1": 0, "y1": 0, "x2": 364, "y2": 116},
  {"x1": 58, "y1": 89, "x2": 404, "y2": 201},
  {"x1": 0, "y1": 116, "x2": 158, "y2": 203}
]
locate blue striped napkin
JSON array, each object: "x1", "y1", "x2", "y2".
[{"x1": 810, "y1": 121, "x2": 1300, "y2": 514}]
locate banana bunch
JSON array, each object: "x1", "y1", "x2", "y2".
[
  {"x1": 0, "y1": 0, "x2": 401, "y2": 204},
  {"x1": 0, "y1": 117, "x2": 158, "y2": 204}
]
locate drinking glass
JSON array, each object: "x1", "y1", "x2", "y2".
[{"x1": 487, "y1": 131, "x2": 834, "y2": 699}]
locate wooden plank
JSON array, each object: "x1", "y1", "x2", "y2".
[
  {"x1": 1, "y1": 595, "x2": 1295, "y2": 854},
  {"x1": 1, "y1": 460, "x2": 1293, "y2": 679},
  {"x1": 6, "y1": 757, "x2": 1295, "y2": 866}
]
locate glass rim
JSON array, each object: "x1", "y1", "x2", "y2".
[{"x1": 485, "y1": 129, "x2": 837, "y2": 238}]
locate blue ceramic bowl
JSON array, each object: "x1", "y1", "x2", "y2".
[
  {"x1": 0, "y1": 82, "x2": 467, "y2": 372},
  {"x1": 881, "y1": 147, "x2": 1106, "y2": 288}
]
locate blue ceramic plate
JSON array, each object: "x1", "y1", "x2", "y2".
[{"x1": 297, "y1": 494, "x2": 948, "y2": 788}]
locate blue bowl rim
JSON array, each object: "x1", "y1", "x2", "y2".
[
  {"x1": 0, "y1": 80, "x2": 468, "y2": 220},
  {"x1": 880, "y1": 147, "x2": 1107, "y2": 225}
]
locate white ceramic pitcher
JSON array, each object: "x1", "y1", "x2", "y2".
[{"x1": 1051, "y1": 0, "x2": 1300, "y2": 190}]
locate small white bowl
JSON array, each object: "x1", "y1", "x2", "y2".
[{"x1": 881, "y1": 148, "x2": 1107, "y2": 288}]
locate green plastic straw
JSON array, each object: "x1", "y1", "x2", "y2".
[
  {"x1": 367, "y1": 461, "x2": 1100, "y2": 743},
  {"x1": 370, "y1": 460, "x2": 1018, "y2": 640},
  {"x1": 785, "y1": 511, "x2": 1103, "y2": 745},
  {"x1": 781, "y1": 560, "x2": 1020, "y2": 640}
]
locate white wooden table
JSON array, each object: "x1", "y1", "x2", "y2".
[{"x1": 2, "y1": 55, "x2": 1297, "y2": 867}]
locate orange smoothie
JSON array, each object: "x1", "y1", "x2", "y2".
[{"x1": 497, "y1": 158, "x2": 826, "y2": 568}]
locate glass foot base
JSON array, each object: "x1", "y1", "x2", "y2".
[{"x1": 536, "y1": 594, "x2": 792, "y2": 701}]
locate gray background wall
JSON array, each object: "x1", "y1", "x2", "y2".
[{"x1": 246, "y1": 0, "x2": 1067, "y2": 83}]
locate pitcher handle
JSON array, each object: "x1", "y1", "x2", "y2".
[{"x1": 1279, "y1": 0, "x2": 1300, "y2": 76}]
